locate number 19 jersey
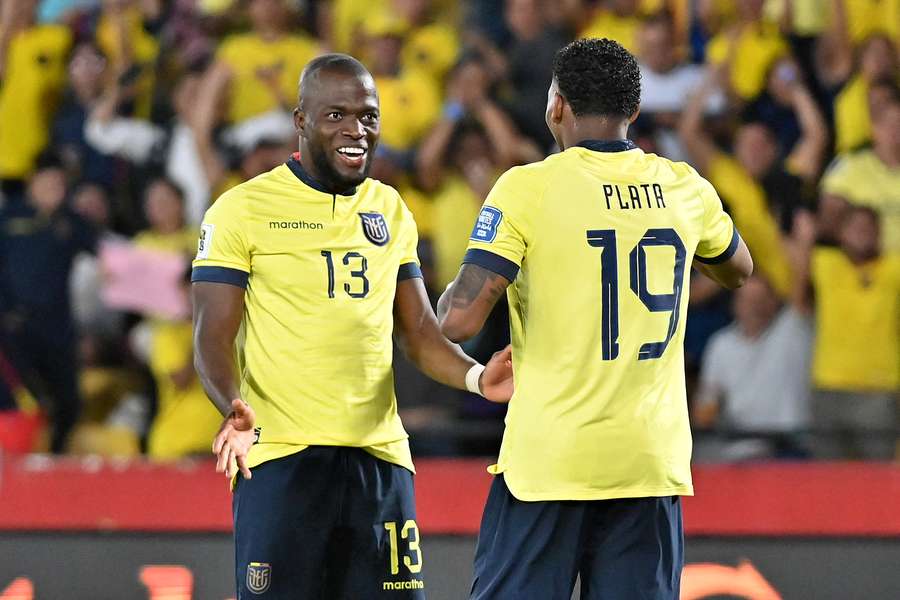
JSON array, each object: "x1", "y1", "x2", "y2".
[{"x1": 464, "y1": 140, "x2": 739, "y2": 501}]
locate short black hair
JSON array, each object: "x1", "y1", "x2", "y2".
[
  {"x1": 298, "y1": 53, "x2": 371, "y2": 107},
  {"x1": 552, "y1": 38, "x2": 641, "y2": 118}
]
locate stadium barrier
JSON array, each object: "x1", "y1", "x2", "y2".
[{"x1": 1, "y1": 456, "x2": 898, "y2": 599}]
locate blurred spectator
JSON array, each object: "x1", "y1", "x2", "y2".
[
  {"x1": 467, "y1": 0, "x2": 571, "y2": 150},
  {"x1": 394, "y1": 0, "x2": 460, "y2": 84},
  {"x1": 679, "y1": 67, "x2": 827, "y2": 295},
  {"x1": 69, "y1": 181, "x2": 124, "y2": 336},
  {"x1": 52, "y1": 42, "x2": 117, "y2": 186},
  {"x1": 705, "y1": 0, "x2": 788, "y2": 102},
  {"x1": 693, "y1": 274, "x2": 812, "y2": 461},
  {"x1": 416, "y1": 55, "x2": 540, "y2": 288},
  {"x1": 363, "y1": 13, "x2": 440, "y2": 152},
  {"x1": 830, "y1": 33, "x2": 898, "y2": 153},
  {"x1": 579, "y1": 0, "x2": 644, "y2": 53},
  {"x1": 633, "y1": 13, "x2": 724, "y2": 161},
  {"x1": 145, "y1": 268, "x2": 222, "y2": 459},
  {"x1": 794, "y1": 208, "x2": 899, "y2": 459},
  {"x1": 819, "y1": 94, "x2": 900, "y2": 252},
  {"x1": 0, "y1": 152, "x2": 96, "y2": 452},
  {"x1": 85, "y1": 66, "x2": 212, "y2": 225},
  {"x1": 133, "y1": 177, "x2": 196, "y2": 255},
  {"x1": 0, "y1": 0, "x2": 72, "y2": 185},
  {"x1": 196, "y1": 0, "x2": 319, "y2": 129},
  {"x1": 95, "y1": 0, "x2": 162, "y2": 119}
]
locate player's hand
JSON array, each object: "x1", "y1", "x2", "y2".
[
  {"x1": 480, "y1": 345, "x2": 514, "y2": 403},
  {"x1": 212, "y1": 399, "x2": 256, "y2": 481}
]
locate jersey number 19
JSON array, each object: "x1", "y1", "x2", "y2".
[{"x1": 586, "y1": 228, "x2": 686, "y2": 361}]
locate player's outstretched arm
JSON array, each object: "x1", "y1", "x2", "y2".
[
  {"x1": 394, "y1": 277, "x2": 513, "y2": 403},
  {"x1": 693, "y1": 236, "x2": 753, "y2": 290},
  {"x1": 437, "y1": 263, "x2": 510, "y2": 343},
  {"x1": 193, "y1": 281, "x2": 255, "y2": 479}
]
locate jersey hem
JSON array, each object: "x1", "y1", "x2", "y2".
[
  {"x1": 398, "y1": 262, "x2": 423, "y2": 281},
  {"x1": 504, "y1": 483, "x2": 695, "y2": 502}
]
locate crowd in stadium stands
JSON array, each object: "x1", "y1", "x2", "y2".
[{"x1": 0, "y1": 0, "x2": 897, "y2": 461}]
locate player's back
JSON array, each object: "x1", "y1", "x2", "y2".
[{"x1": 466, "y1": 141, "x2": 738, "y2": 501}]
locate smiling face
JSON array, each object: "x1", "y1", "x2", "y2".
[{"x1": 295, "y1": 68, "x2": 380, "y2": 192}]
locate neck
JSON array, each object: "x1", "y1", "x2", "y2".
[
  {"x1": 561, "y1": 116, "x2": 630, "y2": 150},
  {"x1": 294, "y1": 149, "x2": 356, "y2": 195},
  {"x1": 873, "y1": 142, "x2": 900, "y2": 168}
]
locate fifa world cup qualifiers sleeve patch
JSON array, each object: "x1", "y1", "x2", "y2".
[
  {"x1": 470, "y1": 206, "x2": 503, "y2": 243},
  {"x1": 196, "y1": 223, "x2": 214, "y2": 260},
  {"x1": 695, "y1": 227, "x2": 741, "y2": 265}
]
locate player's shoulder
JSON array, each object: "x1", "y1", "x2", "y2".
[
  {"x1": 208, "y1": 166, "x2": 285, "y2": 216},
  {"x1": 364, "y1": 178, "x2": 410, "y2": 215}
]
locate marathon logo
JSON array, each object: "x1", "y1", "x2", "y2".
[{"x1": 269, "y1": 220, "x2": 324, "y2": 230}]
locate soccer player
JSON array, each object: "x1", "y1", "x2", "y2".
[
  {"x1": 438, "y1": 39, "x2": 753, "y2": 600},
  {"x1": 191, "y1": 54, "x2": 513, "y2": 599}
]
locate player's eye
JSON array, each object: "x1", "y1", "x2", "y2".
[
  {"x1": 327, "y1": 111, "x2": 342, "y2": 120},
  {"x1": 363, "y1": 113, "x2": 379, "y2": 123}
]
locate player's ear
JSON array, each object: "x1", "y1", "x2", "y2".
[
  {"x1": 550, "y1": 92, "x2": 565, "y2": 124},
  {"x1": 293, "y1": 107, "x2": 305, "y2": 133},
  {"x1": 628, "y1": 108, "x2": 640, "y2": 124}
]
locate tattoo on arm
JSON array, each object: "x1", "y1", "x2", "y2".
[{"x1": 451, "y1": 264, "x2": 509, "y2": 309}]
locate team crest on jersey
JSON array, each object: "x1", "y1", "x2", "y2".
[
  {"x1": 470, "y1": 206, "x2": 503, "y2": 243},
  {"x1": 247, "y1": 562, "x2": 271, "y2": 594},
  {"x1": 359, "y1": 212, "x2": 390, "y2": 246}
]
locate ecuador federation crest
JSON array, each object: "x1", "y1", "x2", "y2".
[
  {"x1": 247, "y1": 562, "x2": 271, "y2": 594},
  {"x1": 359, "y1": 212, "x2": 390, "y2": 246}
]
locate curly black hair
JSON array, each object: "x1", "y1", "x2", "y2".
[{"x1": 552, "y1": 38, "x2": 641, "y2": 118}]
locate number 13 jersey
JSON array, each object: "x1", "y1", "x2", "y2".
[
  {"x1": 192, "y1": 155, "x2": 421, "y2": 472},
  {"x1": 464, "y1": 140, "x2": 739, "y2": 501}
]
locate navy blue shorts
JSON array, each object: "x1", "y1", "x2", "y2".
[
  {"x1": 470, "y1": 475, "x2": 683, "y2": 600},
  {"x1": 233, "y1": 446, "x2": 425, "y2": 599}
]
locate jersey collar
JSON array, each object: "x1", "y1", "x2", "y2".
[
  {"x1": 286, "y1": 153, "x2": 358, "y2": 196},
  {"x1": 574, "y1": 139, "x2": 637, "y2": 153}
]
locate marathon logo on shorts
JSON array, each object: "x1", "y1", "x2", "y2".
[
  {"x1": 470, "y1": 206, "x2": 503, "y2": 243},
  {"x1": 359, "y1": 212, "x2": 390, "y2": 246},
  {"x1": 247, "y1": 562, "x2": 271, "y2": 594}
]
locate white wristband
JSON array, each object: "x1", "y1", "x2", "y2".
[{"x1": 465, "y1": 364, "x2": 486, "y2": 396}]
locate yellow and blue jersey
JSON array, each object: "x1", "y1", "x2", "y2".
[
  {"x1": 464, "y1": 140, "x2": 739, "y2": 501},
  {"x1": 192, "y1": 155, "x2": 421, "y2": 472}
]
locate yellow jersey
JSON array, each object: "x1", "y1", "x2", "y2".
[
  {"x1": 146, "y1": 320, "x2": 223, "y2": 459},
  {"x1": 810, "y1": 248, "x2": 900, "y2": 391},
  {"x1": 705, "y1": 153, "x2": 793, "y2": 297},
  {"x1": 0, "y1": 24, "x2": 71, "y2": 179},
  {"x1": 465, "y1": 140, "x2": 738, "y2": 501},
  {"x1": 821, "y1": 148, "x2": 900, "y2": 255},
  {"x1": 706, "y1": 22, "x2": 788, "y2": 100},
  {"x1": 192, "y1": 156, "x2": 420, "y2": 471},
  {"x1": 216, "y1": 33, "x2": 320, "y2": 124}
]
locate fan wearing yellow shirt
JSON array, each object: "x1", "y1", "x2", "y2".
[
  {"x1": 0, "y1": 0, "x2": 71, "y2": 181},
  {"x1": 438, "y1": 39, "x2": 752, "y2": 600},
  {"x1": 192, "y1": 54, "x2": 513, "y2": 599},
  {"x1": 705, "y1": 0, "x2": 788, "y2": 101},
  {"x1": 820, "y1": 92, "x2": 900, "y2": 253},
  {"x1": 793, "y1": 208, "x2": 900, "y2": 459},
  {"x1": 197, "y1": 0, "x2": 320, "y2": 126}
]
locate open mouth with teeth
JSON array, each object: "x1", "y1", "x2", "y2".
[{"x1": 335, "y1": 146, "x2": 368, "y2": 168}]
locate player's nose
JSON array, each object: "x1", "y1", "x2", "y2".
[{"x1": 341, "y1": 118, "x2": 366, "y2": 140}]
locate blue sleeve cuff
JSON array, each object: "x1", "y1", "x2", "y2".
[
  {"x1": 695, "y1": 227, "x2": 741, "y2": 265},
  {"x1": 191, "y1": 266, "x2": 249, "y2": 289},
  {"x1": 462, "y1": 249, "x2": 519, "y2": 281},
  {"x1": 398, "y1": 262, "x2": 423, "y2": 281}
]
